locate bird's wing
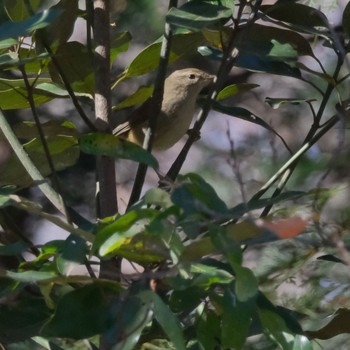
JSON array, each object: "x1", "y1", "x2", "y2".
[{"x1": 113, "y1": 98, "x2": 153, "y2": 136}]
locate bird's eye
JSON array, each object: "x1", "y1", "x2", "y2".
[{"x1": 189, "y1": 73, "x2": 196, "y2": 79}]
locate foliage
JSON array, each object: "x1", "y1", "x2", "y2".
[{"x1": 0, "y1": 0, "x2": 350, "y2": 349}]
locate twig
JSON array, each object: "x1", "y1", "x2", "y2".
[
  {"x1": 166, "y1": 1, "x2": 261, "y2": 181},
  {"x1": 0, "y1": 110, "x2": 66, "y2": 215},
  {"x1": 23, "y1": 0, "x2": 96, "y2": 131},
  {"x1": 19, "y1": 65, "x2": 71, "y2": 223},
  {"x1": 127, "y1": 0, "x2": 178, "y2": 208}
]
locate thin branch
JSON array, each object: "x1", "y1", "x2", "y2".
[
  {"x1": 0, "y1": 109, "x2": 66, "y2": 215},
  {"x1": 250, "y1": 114, "x2": 339, "y2": 205},
  {"x1": 258, "y1": 53, "x2": 344, "y2": 216},
  {"x1": 127, "y1": 0, "x2": 178, "y2": 208},
  {"x1": 23, "y1": 0, "x2": 96, "y2": 131},
  {"x1": 166, "y1": 1, "x2": 261, "y2": 181},
  {"x1": 19, "y1": 65, "x2": 71, "y2": 223}
]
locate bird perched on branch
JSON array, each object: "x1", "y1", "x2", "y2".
[{"x1": 113, "y1": 68, "x2": 215, "y2": 150}]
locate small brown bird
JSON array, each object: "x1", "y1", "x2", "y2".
[{"x1": 113, "y1": 68, "x2": 215, "y2": 150}]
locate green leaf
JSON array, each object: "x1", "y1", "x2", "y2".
[
  {"x1": 0, "y1": 38, "x2": 18, "y2": 49},
  {"x1": 265, "y1": 97, "x2": 317, "y2": 109},
  {"x1": 0, "y1": 121, "x2": 79, "y2": 187},
  {"x1": 109, "y1": 293, "x2": 152, "y2": 350},
  {"x1": 216, "y1": 83, "x2": 259, "y2": 101},
  {"x1": 196, "y1": 309, "x2": 221, "y2": 350},
  {"x1": 296, "y1": 62, "x2": 334, "y2": 83},
  {"x1": 171, "y1": 173, "x2": 228, "y2": 217},
  {"x1": 5, "y1": 270, "x2": 57, "y2": 283},
  {"x1": 80, "y1": 132, "x2": 158, "y2": 169},
  {"x1": 210, "y1": 226, "x2": 258, "y2": 301},
  {"x1": 110, "y1": 31, "x2": 132, "y2": 64},
  {"x1": 144, "y1": 188, "x2": 173, "y2": 208},
  {"x1": 4, "y1": 0, "x2": 41, "y2": 21},
  {"x1": 37, "y1": 0, "x2": 79, "y2": 49},
  {"x1": 0, "y1": 298, "x2": 51, "y2": 343},
  {"x1": 48, "y1": 41, "x2": 95, "y2": 95},
  {"x1": 92, "y1": 209, "x2": 169, "y2": 262},
  {"x1": 219, "y1": 284, "x2": 256, "y2": 349},
  {"x1": 0, "y1": 51, "x2": 50, "y2": 71},
  {"x1": 0, "y1": 77, "x2": 53, "y2": 110},
  {"x1": 42, "y1": 284, "x2": 116, "y2": 339},
  {"x1": 34, "y1": 82, "x2": 91, "y2": 98},
  {"x1": 100, "y1": 231, "x2": 169, "y2": 263},
  {"x1": 257, "y1": 293, "x2": 303, "y2": 348},
  {"x1": 0, "y1": 241, "x2": 29, "y2": 256},
  {"x1": 236, "y1": 53, "x2": 302, "y2": 78},
  {"x1": 0, "y1": 9, "x2": 61, "y2": 40},
  {"x1": 260, "y1": 3, "x2": 328, "y2": 30},
  {"x1": 343, "y1": 2, "x2": 350, "y2": 38},
  {"x1": 55, "y1": 234, "x2": 88, "y2": 275},
  {"x1": 13, "y1": 120, "x2": 78, "y2": 140},
  {"x1": 212, "y1": 101, "x2": 291, "y2": 152},
  {"x1": 169, "y1": 287, "x2": 203, "y2": 313},
  {"x1": 166, "y1": 1, "x2": 232, "y2": 31},
  {"x1": 93, "y1": 209, "x2": 156, "y2": 250},
  {"x1": 140, "y1": 290, "x2": 186, "y2": 350},
  {"x1": 113, "y1": 85, "x2": 154, "y2": 110},
  {"x1": 236, "y1": 24, "x2": 315, "y2": 61},
  {"x1": 124, "y1": 32, "x2": 205, "y2": 77},
  {"x1": 258, "y1": 308, "x2": 298, "y2": 349},
  {"x1": 292, "y1": 335, "x2": 313, "y2": 350}
]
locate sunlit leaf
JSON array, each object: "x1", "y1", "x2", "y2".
[
  {"x1": 216, "y1": 83, "x2": 259, "y2": 101},
  {"x1": 34, "y1": 82, "x2": 91, "y2": 98},
  {"x1": 99, "y1": 232, "x2": 169, "y2": 263},
  {"x1": 0, "y1": 77, "x2": 52, "y2": 110},
  {"x1": 124, "y1": 32, "x2": 205, "y2": 78},
  {"x1": 5, "y1": 270, "x2": 57, "y2": 283},
  {"x1": 144, "y1": 188, "x2": 173, "y2": 208},
  {"x1": 113, "y1": 85, "x2": 153, "y2": 110}
]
